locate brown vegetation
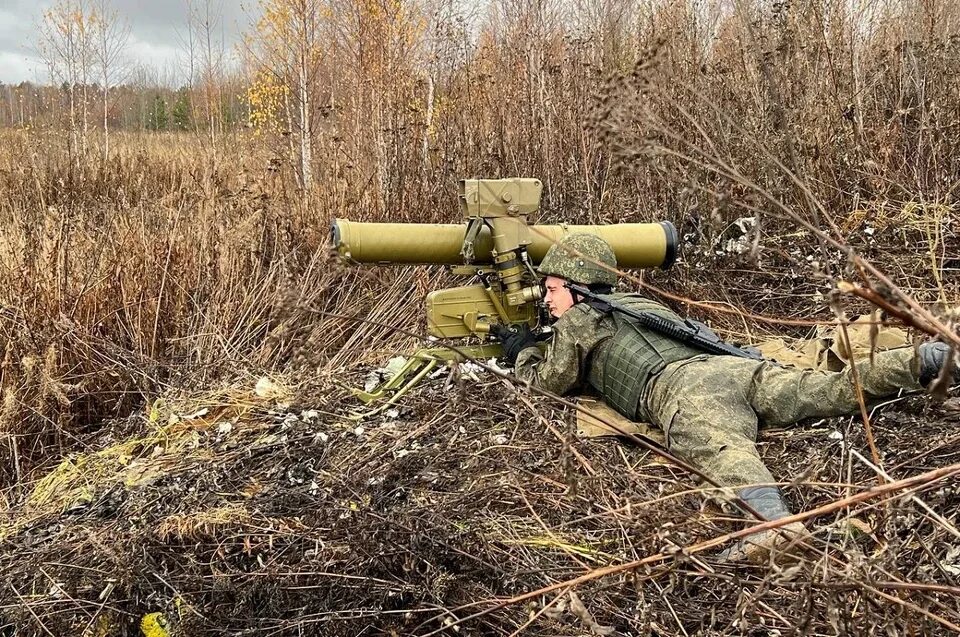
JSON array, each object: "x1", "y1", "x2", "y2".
[
  {"x1": 0, "y1": 0, "x2": 959, "y2": 634},
  {"x1": 0, "y1": 366, "x2": 957, "y2": 635}
]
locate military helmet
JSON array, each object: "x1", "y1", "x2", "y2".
[{"x1": 537, "y1": 233, "x2": 618, "y2": 286}]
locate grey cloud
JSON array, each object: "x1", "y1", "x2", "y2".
[
  {"x1": 105, "y1": 0, "x2": 255, "y2": 51},
  {"x1": 0, "y1": 4, "x2": 45, "y2": 83},
  {"x1": 0, "y1": 0, "x2": 256, "y2": 84}
]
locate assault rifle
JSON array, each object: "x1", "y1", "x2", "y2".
[
  {"x1": 566, "y1": 283, "x2": 764, "y2": 360},
  {"x1": 332, "y1": 178, "x2": 677, "y2": 416}
]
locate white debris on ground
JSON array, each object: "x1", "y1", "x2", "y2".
[
  {"x1": 457, "y1": 361, "x2": 484, "y2": 381},
  {"x1": 944, "y1": 546, "x2": 960, "y2": 576},
  {"x1": 719, "y1": 216, "x2": 757, "y2": 255},
  {"x1": 363, "y1": 356, "x2": 409, "y2": 392}
]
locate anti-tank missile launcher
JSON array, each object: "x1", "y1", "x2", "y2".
[
  {"x1": 331, "y1": 178, "x2": 677, "y2": 417},
  {"x1": 332, "y1": 178, "x2": 676, "y2": 339}
]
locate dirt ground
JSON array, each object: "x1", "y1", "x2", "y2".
[{"x1": 1, "y1": 356, "x2": 958, "y2": 636}]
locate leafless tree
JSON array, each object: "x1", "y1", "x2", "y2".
[
  {"x1": 91, "y1": 0, "x2": 130, "y2": 162},
  {"x1": 38, "y1": 0, "x2": 97, "y2": 164},
  {"x1": 187, "y1": 0, "x2": 226, "y2": 154},
  {"x1": 569, "y1": 0, "x2": 636, "y2": 68}
]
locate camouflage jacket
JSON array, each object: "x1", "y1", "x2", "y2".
[
  {"x1": 514, "y1": 293, "x2": 706, "y2": 403},
  {"x1": 514, "y1": 302, "x2": 617, "y2": 395}
]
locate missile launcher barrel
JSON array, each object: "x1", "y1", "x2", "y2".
[{"x1": 331, "y1": 219, "x2": 677, "y2": 270}]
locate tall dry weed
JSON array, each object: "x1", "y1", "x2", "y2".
[
  {"x1": 0, "y1": 129, "x2": 425, "y2": 485},
  {"x1": 0, "y1": 0, "x2": 958, "y2": 485}
]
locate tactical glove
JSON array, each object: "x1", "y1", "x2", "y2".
[{"x1": 491, "y1": 323, "x2": 537, "y2": 365}]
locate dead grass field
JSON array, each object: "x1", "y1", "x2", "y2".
[{"x1": 1, "y1": 0, "x2": 959, "y2": 633}]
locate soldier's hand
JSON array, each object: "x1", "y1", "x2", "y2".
[{"x1": 491, "y1": 323, "x2": 537, "y2": 365}]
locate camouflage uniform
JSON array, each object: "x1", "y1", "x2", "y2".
[
  {"x1": 517, "y1": 232, "x2": 939, "y2": 561},
  {"x1": 515, "y1": 298, "x2": 923, "y2": 490}
]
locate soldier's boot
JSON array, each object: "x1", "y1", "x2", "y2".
[
  {"x1": 919, "y1": 341, "x2": 959, "y2": 386},
  {"x1": 719, "y1": 486, "x2": 807, "y2": 564}
]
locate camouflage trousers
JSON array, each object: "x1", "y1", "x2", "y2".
[{"x1": 643, "y1": 347, "x2": 922, "y2": 489}]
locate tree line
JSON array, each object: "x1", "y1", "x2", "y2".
[
  {"x1": 0, "y1": 82, "x2": 245, "y2": 132},
  {"x1": 5, "y1": 0, "x2": 959, "y2": 222}
]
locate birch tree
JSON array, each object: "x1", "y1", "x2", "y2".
[
  {"x1": 38, "y1": 0, "x2": 97, "y2": 164},
  {"x1": 247, "y1": 0, "x2": 326, "y2": 191},
  {"x1": 91, "y1": 0, "x2": 130, "y2": 162}
]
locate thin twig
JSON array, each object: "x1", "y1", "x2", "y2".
[{"x1": 418, "y1": 460, "x2": 960, "y2": 636}]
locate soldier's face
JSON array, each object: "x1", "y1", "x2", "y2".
[{"x1": 544, "y1": 276, "x2": 575, "y2": 318}]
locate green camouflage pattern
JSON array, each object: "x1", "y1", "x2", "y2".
[
  {"x1": 537, "y1": 233, "x2": 618, "y2": 286},
  {"x1": 516, "y1": 300, "x2": 924, "y2": 489},
  {"x1": 588, "y1": 295, "x2": 703, "y2": 419},
  {"x1": 514, "y1": 302, "x2": 615, "y2": 395},
  {"x1": 646, "y1": 348, "x2": 921, "y2": 488}
]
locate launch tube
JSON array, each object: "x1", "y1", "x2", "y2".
[{"x1": 332, "y1": 219, "x2": 677, "y2": 269}]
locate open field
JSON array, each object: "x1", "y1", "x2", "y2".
[{"x1": 1, "y1": 0, "x2": 960, "y2": 634}]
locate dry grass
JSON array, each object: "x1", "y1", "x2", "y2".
[
  {"x1": 0, "y1": 129, "x2": 434, "y2": 484},
  {"x1": 0, "y1": 1, "x2": 958, "y2": 632},
  {"x1": 0, "y1": 368, "x2": 957, "y2": 635}
]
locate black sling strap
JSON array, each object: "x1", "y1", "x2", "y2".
[{"x1": 566, "y1": 283, "x2": 764, "y2": 361}]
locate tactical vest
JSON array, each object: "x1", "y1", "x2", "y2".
[{"x1": 587, "y1": 294, "x2": 705, "y2": 420}]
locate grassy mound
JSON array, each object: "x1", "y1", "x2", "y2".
[{"x1": 1, "y1": 364, "x2": 958, "y2": 635}]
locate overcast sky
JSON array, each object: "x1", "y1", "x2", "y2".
[{"x1": 0, "y1": 0, "x2": 257, "y2": 85}]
